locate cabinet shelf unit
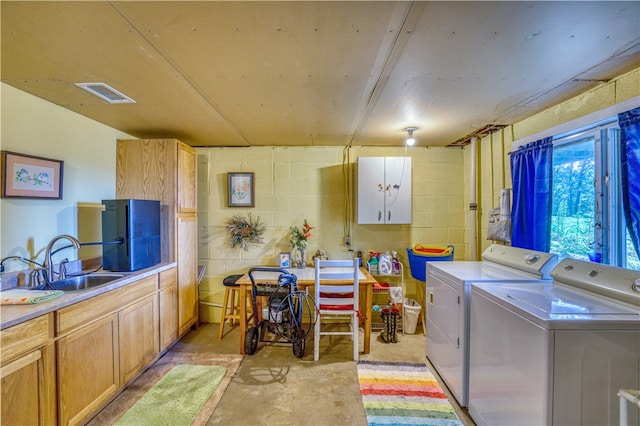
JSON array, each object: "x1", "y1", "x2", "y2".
[
  {"x1": 368, "y1": 262, "x2": 404, "y2": 332},
  {"x1": 356, "y1": 157, "x2": 412, "y2": 224}
]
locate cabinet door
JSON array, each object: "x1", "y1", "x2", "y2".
[
  {"x1": 116, "y1": 139, "x2": 175, "y2": 203},
  {"x1": 177, "y1": 214, "x2": 198, "y2": 336},
  {"x1": 357, "y1": 157, "x2": 386, "y2": 224},
  {"x1": 159, "y1": 286, "x2": 178, "y2": 351},
  {"x1": 57, "y1": 314, "x2": 119, "y2": 426},
  {"x1": 119, "y1": 295, "x2": 159, "y2": 384},
  {"x1": 384, "y1": 157, "x2": 411, "y2": 224},
  {"x1": 177, "y1": 142, "x2": 197, "y2": 213},
  {"x1": 1, "y1": 345, "x2": 56, "y2": 426},
  {"x1": 159, "y1": 268, "x2": 178, "y2": 351}
]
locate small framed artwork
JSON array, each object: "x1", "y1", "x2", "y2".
[
  {"x1": 1, "y1": 151, "x2": 64, "y2": 199},
  {"x1": 279, "y1": 252, "x2": 291, "y2": 268},
  {"x1": 228, "y1": 172, "x2": 254, "y2": 207}
]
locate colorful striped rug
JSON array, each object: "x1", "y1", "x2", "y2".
[{"x1": 357, "y1": 360, "x2": 463, "y2": 426}]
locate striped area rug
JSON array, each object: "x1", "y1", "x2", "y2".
[{"x1": 357, "y1": 360, "x2": 463, "y2": 426}]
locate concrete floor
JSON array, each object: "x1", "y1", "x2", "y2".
[{"x1": 169, "y1": 321, "x2": 475, "y2": 426}]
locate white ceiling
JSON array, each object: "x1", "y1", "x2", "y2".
[{"x1": 2, "y1": 1, "x2": 639, "y2": 147}]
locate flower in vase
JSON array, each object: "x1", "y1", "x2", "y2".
[{"x1": 289, "y1": 220, "x2": 313, "y2": 252}]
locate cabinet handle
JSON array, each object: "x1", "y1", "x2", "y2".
[
  {"x1": 388, "y1": 211, "x2": 391, "y2": 221},
  {"x1": 429, "y1": 293, "x2": 434, "y2": 304},
  {"x1": 378, "y1": 211, "x2": 382, "y2": 221}
]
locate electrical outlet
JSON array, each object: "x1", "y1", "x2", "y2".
[{"x1": 345, "y1": 236, "x2": 351, "y2": 246}]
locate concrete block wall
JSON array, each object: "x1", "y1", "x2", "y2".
[{"x1": 196, "y1": 145, "x2": 465, "y2": 323}]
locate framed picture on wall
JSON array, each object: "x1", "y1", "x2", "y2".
[
  {"x1": 228, "y1": 172, "x2": 254, "y2": 207},
  {"x1": 279, "y1": 252, "x2": 291, "y2": 268},
  {"x1": 1, "y1": 150, "x2": 64, "y2": 199}
]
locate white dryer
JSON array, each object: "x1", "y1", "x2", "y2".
[
  {"x1": 425, "y1": 244, "x2": 558, "y2": 407},
  {"x1": 468, "y1": 259, "x2": 640, "y2": 426}
]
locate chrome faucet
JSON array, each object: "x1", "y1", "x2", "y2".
[{"x1": 43, "y1": 235, "x2": 80, "y2": 283}]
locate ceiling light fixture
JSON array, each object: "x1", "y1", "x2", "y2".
[
  {"x1": 405, "y1": 127, "x2": 417, "y2": 146},
  {"x1": 75, "y1": 82, "x2": 136, "y2": 104}
]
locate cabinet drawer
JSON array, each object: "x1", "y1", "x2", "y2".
[
  {"x1": 56, "y1": 276, "x2": 157, "y2": 335},
  {"x1": 1, "y1": 313, "x2": 52, "y2": 363},
  {"x1": 159, "y1": 267, "x2": 177, "y2": 290}
]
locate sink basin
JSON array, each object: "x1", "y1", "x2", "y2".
[{"x1": 35, "y1": 273, "x2": 126, "y2": 292}]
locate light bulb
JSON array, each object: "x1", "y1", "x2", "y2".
[{"x1": 405, "y1": 127, "x2": 417, "y2": 146}]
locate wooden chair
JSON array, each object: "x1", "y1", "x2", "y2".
[{"x1": 313, "y1": 258, "x2": 360, "y2": 361}]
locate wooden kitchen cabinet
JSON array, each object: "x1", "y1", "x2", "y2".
[
  {"x1": 55, "y1": 275, "x2": 157, "y2": 425},
  {"x1": 0, "y1": 314, "x2": 56, "y2": 426},
  {"x1": 119, "y1": 292, "x2": 159, "y2": 384},
  {"x1": 57, "y1": 314, "x2": 119, "y2": 426},
  {"x1": 177, "y1": 142, "x2": 197, "y2": 213},
  {"x1": 159, "y1": 267, "x2": 178, "y2": 351},
  {"x1": 357, "y1": 157, "x2": 412, "y2": 224},
  {"x1": 116, "y1": 139, "x2": 198, "y2": 338},
  {"x1": 0, "y1": 266, "x2": 178, "y2": 426},
  {"x1": 177, "y1": 215, "x2": 198, "y2": 335}
]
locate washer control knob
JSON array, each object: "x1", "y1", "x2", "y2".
[
  {"x1": 633, "y1": 279, "x2": 640, "y2": 293},
  {"x1": 524, "y1": 254, "x2": 539, "y2": 264},
  {"x1": 589, "y1": 269, "x2": 599, "y2": 278},
  {"x1": 564, "y1": 264, "x2": 574, "y2": 271}
]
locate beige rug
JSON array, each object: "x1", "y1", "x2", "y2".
[{"x1": 87, "y1": 352, "x2": 243, "y2": 425}]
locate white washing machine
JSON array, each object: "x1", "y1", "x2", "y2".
[
  {"x1": 468, "y1": 259, "x2": 640, "y2": 426},
  {"x1": 425, "y1": 244, "x2": 558, "y2": 407}
]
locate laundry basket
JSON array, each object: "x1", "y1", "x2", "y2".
[{"x1": 406, "y1": 245, "x2": 454, "y2": 281}]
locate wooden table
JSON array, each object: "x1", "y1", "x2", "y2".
[{"x1": 235, "y1": 266, "x2": 377, "y2": 355}]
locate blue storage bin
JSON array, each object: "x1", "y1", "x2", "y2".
[{"x1": 406, "y1": 245, "x2": 454, "y2": 281}]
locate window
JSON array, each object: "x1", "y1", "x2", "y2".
[
  {"x1": 551, "y1": 137, "x2": 596, "y2": 261},
  {"x1": 549, "y1": 122, "x2": 640, "y2": 270}
]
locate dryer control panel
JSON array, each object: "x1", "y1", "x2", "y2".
[{"x1": 482, "y1": 244, "x2": 558, "y2": 279}]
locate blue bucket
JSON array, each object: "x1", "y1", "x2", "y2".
[{"x1": 406, "y1": 245, "x2": 454, "y2": 281}]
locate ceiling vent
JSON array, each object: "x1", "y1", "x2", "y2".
[
  {"x1": 75, "y1": 82, "x2": 136, "y2": 104},
  {"x1": 448, "y1": 124, "x2": 509, "y2": 147}
]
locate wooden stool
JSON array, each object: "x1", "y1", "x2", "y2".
[{"x1": 218, "y1": 274, "x2": 251, "y2": 339}]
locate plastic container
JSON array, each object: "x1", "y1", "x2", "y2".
[
  {"x1": 368, "y1": 256, "x2": 379, "y2": 275},
  {"x1": 403, "y1": 298, "x2": 421, "y2": 334},
  {"x1": 411, "y1": 244, "x2": 454, "y2": 257},
  {"x1": 406, "y1": 245, "x2": 454, "y2": 281}
]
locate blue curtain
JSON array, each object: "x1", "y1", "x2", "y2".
[
  {"x1": 509, "y1": 137, "x2": 553, "y2": 251},
  {"x1": 619, "y1": 106, "x2": 640, "y2": 258}
]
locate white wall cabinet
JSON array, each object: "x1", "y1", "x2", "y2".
[{"x1": 357, "y1": 157, "x2": 412, "y2": 224}]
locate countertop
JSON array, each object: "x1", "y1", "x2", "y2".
[{"x1": 0, "y1": 262, "x2": 177, "y2": 330}]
